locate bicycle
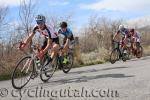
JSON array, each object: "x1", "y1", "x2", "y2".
[
  {"x1": 110, "y1": 41, "x2": 130, "y2": 64},
  {"x1": 11, "y1": 42, "x2": 57, "y2": 89}
]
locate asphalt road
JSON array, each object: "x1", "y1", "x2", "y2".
[{"x1": 0, "y1": 56, "x2": 150, "y2": 100}]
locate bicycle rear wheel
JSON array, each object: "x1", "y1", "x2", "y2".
[
  {"x1": 40, "y1": 57, "x2": 58, "y2": 82},
  {"x1": 62, "y1": 52, "x2": 74, "y2": 73},
  {"x1": 136, "y1": 44, "x2": 143, "y2": 58},
  {"x1": 11, "y1": 56, "x2": 34, "y2": 89}
]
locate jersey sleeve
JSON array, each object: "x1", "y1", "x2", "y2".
[
  {"x1": 58, "y1": 29, "x2": 62, "y2": 34},
  {"x1": 46, "y1": 28, "x2": 51, "y2": 39},
  {"x1": 45, "y1": 25, "x2": 52, "y2": 39},
  {"x1": 32, "y1": 25, "x2": 38, "y2": 34},
  {"x1": 67, "y1": 28, "x2": 73, "y2": 38},
  {"x1": 116, "y1": 30, "x2": 120, "y2": 34}
]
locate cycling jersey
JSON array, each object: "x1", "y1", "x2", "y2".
[
  {"x1": 58, "y1": 28, "x2": 74, "y2": 40},
  {"x1": 32, "y1": 24, "x2": 59, "y2": 49},
  {"x1": 117, "y1": 28, "x2": 130, "y2": 38},
  {"x1": 131, "y1": 31, "x2": 141, "y2": 43}
]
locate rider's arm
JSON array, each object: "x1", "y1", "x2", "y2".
[
  {"x1": 23, "y1": 26, "x2": 38, "y2": 45},
  {"x1": 42, "y1": 26, "x2": 53, "y2": 54},
  {"x1": 65, "y1": 29, "x2": 74, "y2": 44},
  {"x1": 23, "y1": 32, "x2": 34, "y2": 45},
  {"x1": 113, "y1": 33, "x2": 117, "y2": 40},
  {"x1": 67, "y1": 28, "x2": 74, "y2": 39},
  {"x1": 42, "y1": 38, "x2": 52, "y2": 54},
  {"x1": 113, "y1": 31, "x2": 119, "y2": 40},
  {"x1": 123, "y1": 34, "x2": 127, "y2": 42}
]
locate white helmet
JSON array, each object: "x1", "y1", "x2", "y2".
[
  {"x1": 119, "y1": 25, "x2": 124, "y2": 31},
  {"x1": 35, "y1": 14, "x2": 46, "y2": 23}
]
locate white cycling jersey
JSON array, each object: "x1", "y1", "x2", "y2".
[
  {"x1": 33, "y1": 24, "x2": 58, "y2": 39},
  {"x1": 32, "y1": 24, "x2": 58, "y2": 48}
]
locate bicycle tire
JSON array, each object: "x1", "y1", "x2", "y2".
[
  {"x1": 11, "y1": 56, "x2": 34, "y2": 89},
  {"x1": 62, "y1": 52, "x2": 74, "y2": 73},
  {"x1": 110, "y1": 48, "x2": 120, "y2": 64},
  {"x1": 136, "y1": 45, "x2": 143, "y2": 58},
  {"x1": 40, "y1": 57, "x2": 58, "y2": 82}
]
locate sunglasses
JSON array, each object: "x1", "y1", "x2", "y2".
[{"x1": 36, "y1": 20, "x2": 45, "y2": 25}]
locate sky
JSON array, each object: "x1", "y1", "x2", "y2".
[{"x1": 1, "y1": 0, "x2": 150, "y2": 39}]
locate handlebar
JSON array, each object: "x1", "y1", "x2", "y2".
[{"x1": 17, "y1": 41, "x2": 40, "y2": 55}]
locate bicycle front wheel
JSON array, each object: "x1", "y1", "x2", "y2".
[
  {"x1": 122, "y1": 48, "x2": 131, "y2": 62},
  {"x1": 110, "y1": 48, "x2": 120, "y2": 64},
  {"x1": 11, "y1": 56, "x2": 34, "y2": 89}
]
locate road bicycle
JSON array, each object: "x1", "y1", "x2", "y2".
[
  {"x1": 11, "y1": 42, "x2": 74, "y2": 89},
  {"x1": 11, "y1": 42, "x2": 57, "y2": 89}
]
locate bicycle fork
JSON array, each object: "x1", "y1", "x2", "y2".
[{"x1": 21, "y1": 54, "x2": 36, "y2": 74}]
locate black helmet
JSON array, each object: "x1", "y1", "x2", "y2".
[
  {"x1": 35, "y1": 14, "x2": 46, "y2": 23},
  {"x1": 60, "y1": 21, "x2": 67, "y2": 28}
]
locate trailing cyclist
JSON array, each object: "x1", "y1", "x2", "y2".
[
  {"x1": 58, "y1": 21, "x2": 75, "y2": 64},
  {"x1": 129, "y1": 28, "x2": 141, "y2": 55}
]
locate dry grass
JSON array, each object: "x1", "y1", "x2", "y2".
[
  {"x1": 80, "y1": 48, "x2": 109, "y2": 65},
  {"x1": 143, "y1": 46, "x2": 150, "y2": 56}
]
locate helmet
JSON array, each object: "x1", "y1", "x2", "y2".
[
  {"x1": 35, "y1": 15, "x2": 46, "y2": 24},
  {"x1": 60, "y1": 21, "x2": 67, "y2": 28},
  {"x1": 119, "y1": 25, "x2": 124, "y2": 31},
  {"x1": 129, "y1": 28, "x2": 134, "y2": 33}
]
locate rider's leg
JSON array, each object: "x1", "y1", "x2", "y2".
[
  {"x1": 62, "y1": 38, "x2": 70, "y2": 55},
  {"x1": 133, "y1": 38, "x2": 137, "y2": 50},
  {"x1": 50, "y1": 43, "x2": 59, "y2": 59},
  {"x1": 130, "y1": 38, "x2": 135, "y2": 54},
  {"x1": 130, "y1": 37, "x2": 134, "y2": 49},
  {"x1": 123, "y1": 37, "x2": 128, "y2": 48}
]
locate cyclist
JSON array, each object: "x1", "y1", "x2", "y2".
[
  {"x1": 129, "y1": 28, "x2": 141, "y2": 54},
  {"x1": 113, "y1": 25, "x2": 131, "y2": 49},
  {"x1": 58, "y1": 22, "x2": 75, "y2": 64},
  {"x1": 19, "y1": 14, "x2": 59, "y2": 64}
]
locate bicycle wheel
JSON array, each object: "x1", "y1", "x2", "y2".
[
  {"x1": 136, "y1": 45, "x2": 143, "y2": 58},
  {"x1": 110, "y1": 48, "x2": 119, "y2": 64},
  {"x1": 40, "y1": 57, "x2": 58, "y2": 82},
  {"x1": 62, "y1": 52, "x2": 74, "y2": 73},
  {"x1": 11, "y1": 56, "x2": 34, "y2": 89},
  {"x1": 122, "y1": 48, "x2": 130, "y2": 61},
  {"x1": 126, "y1": 47, "x2": 132, "y2": 60}
]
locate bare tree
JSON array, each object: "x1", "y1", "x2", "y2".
[
  {"x1": 0, "y1": 6, "x2": 8, "y2": 59},
  {"x1": 80, "y1": 16, "x2": 124, "y2": 53},
  {"x1": 19, "y1": 0, "x2": 36, "y2": 35},
  {"x1": 46, "y1": 12, "x2": 74, "y2": 30},
  {"x1": 18, "y1": 0, "x2": 36, "y2": 52},
  {"x1": 0, "y1": 6, "x2": 8, "y2": 37}
]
